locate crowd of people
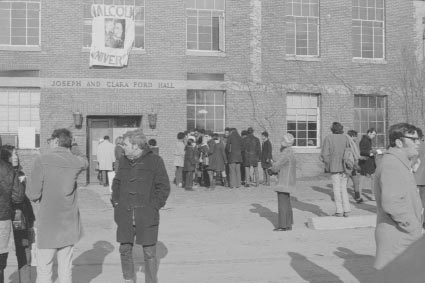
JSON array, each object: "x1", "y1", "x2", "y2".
[
  {"x1": 173, "y1": 127, "x2": 274, "y2": 191},
  {"x1": 1, "y1": 121, "x2": 425, "y2": 282}
]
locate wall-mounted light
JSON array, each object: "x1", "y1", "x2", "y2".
[
  {"x1": 148, "y1": 113, "x2": 157, "y2": 130},
  {"x1": 198, "y1": 109, "x2": 208, "y2": 114},
  {"x1": 73, "y1": 111, "x2": 83, "y2": 129}
]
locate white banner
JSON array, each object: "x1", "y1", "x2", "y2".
[{"x1": 89, "y1": 4, "x2": 135, "y2": 67}]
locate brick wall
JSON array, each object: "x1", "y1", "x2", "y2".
[{"x1": 0, "y1": 0, "x2": 419, "y2": 179}]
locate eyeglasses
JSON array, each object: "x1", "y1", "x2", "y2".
[{"x1": 402, "y1": 136, "x2": 420, "y2": 142}]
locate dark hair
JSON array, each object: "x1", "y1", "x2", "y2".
[
  {"x1": 198, "y1": 129, "x2": 206, "y2": 134},
  {"x1": 417, "y1": 128, "x2": 424, "y2": 139},
  {"x1": 148, "y1": 139, "x2": 157, "y2": 147},
  {"x1": 367, "y1": 128, "x2": 376, "y2": 134},
  {"x1": 0, "y1": 144, "x2": 15, "y2": 164},
  {"x1": 262, "y1": 131, "x2": 269, "y2": 138},
  {"x1": 51, "y1": 128, "x2": 73, "y2": 148},
  {"x1": 212, "y1": 133, "x2": 219, "y2": 139},
  {"x1": 103, "y1": 135, "x2": 110, "y2": 140},
  {"x1": 330, "y1": 122, "x2": 344, "y2": 134},
  {"x1": 224, "y1": 127, "x2": 231, "y2": 132},
  {"x1": 247, "y1": 127, "x2": 254, "y2": 134},
  {"x1": 388, "y1": 123, "x2": 417, "y2": 147},
  {"x1": 241, "y1": 130, "x2": 247, "y2": 136},
  {"x1": 186, "y1": 139, "x2": 193, "y2": 146},
  {"x1": 177, "y1": 132, "x2": 186, "y2": 140},
  {"x1": 347, "y1": 130, "x2": 358, "y2": 138}
]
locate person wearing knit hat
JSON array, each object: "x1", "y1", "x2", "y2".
[{"x1": 270, "y1": 133, "x2": 296, "y2": 231}]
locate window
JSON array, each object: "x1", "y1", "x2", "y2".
[
  {"x1": 0, "y1": 91, "x2": 40, "y2": 148},
  {"x1": 186, "y1": 0, "x2": 225, "y2": 51},
  {"x1": 287, "y1": 93, "x2": 320, "y2": 147},
  {"x1": 285, "y1": 0, "x2": 319, "y2": 56},
  {"x1": 0, "y1": 1, "x2": 40, "y2": 46},
  {"x1": 352, "y1": 0, "x2": 384, "y2": 59},
  {"x1": 83, "y1": 0, "x2": 145, "y2": 49},
  {"x1": 354, "y1": 95, "x2": 386, "y2": 148},
  {"x1": 187, "y1": 90, "x2": 225, "y2": 132}
]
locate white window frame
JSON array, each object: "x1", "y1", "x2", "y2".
[
  {"x1": 0, "y1": 0, "x2": 41, "y2": 49},
  {"x1": 186, "y1": 90, "x2": 226, "y2": 133},
  {"x1": 354, "y1": 94, "x2": 387, "y2": 148},
  {"x1": 83, "y1": 0, "x2": 145, "y2": 50},
  {"x1": 286, "y1": 93, "x2": 321, "y2": 148},
  {"x1": 185, "y1": 0, "x2": 225, "y2": 53},
  {"x1": 285, "y1": 0, "x2": 319, "y2": 57},
  {"x1": 352, "y1": 0, "x2": 385, "y2": 60},
  {"x1": 0, "y1": 90, "x2": 40, "y2": 148}
]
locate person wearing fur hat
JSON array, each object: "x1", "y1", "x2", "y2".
[{"x1": 270, "y1": 133, "x2": 297, "y2": 231}]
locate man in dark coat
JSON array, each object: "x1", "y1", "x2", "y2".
[
  {"x1": 244, "y1": 127, "x2": 261, "y2": 187},
  {"x1": 359, "y1": 128, "x2": 377, "y2": 200},
  {"x1": 261, "y1": 131, "x2": 273, "y2": 186},
  {"x1": 225, "y1": 128, "x2": 243, "y2": 188},
  {"x1": 112, "y1": 129, "x2": 170, "y2": 283}
]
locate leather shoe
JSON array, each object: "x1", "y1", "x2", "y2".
[{"x1": 273, "y1": 227, "x2": 292, "y2": 231}]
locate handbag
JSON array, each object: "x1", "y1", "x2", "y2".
[{"x1": 12, "y1": 208, "x2": 27, "y2": 231}]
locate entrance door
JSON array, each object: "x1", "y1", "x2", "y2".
[
  {"x1": 88, "y1": 118, "x2": 113, "y2": 184},
  {"x1": 87, "y1": 116, "x2": 141, "y2": 184}
]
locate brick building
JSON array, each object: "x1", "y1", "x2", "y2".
[{"x1": 0, "y1": 0, "x2": 422, "y2": 183}]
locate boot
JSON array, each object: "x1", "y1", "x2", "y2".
[{"x1": 223, "y1": 177, "x2": 229, "y2": 188}]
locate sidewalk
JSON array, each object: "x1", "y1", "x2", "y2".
[{"x1": 5, "y1": 177, "x2": 377, "y2": 283}]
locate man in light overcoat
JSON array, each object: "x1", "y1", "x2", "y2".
[
  {"x1": 27, "y1": 128, "x2": 88, "y2": 283},
  {"x1": 374, "y1": 123, "x2": 423, "y2": 269}
]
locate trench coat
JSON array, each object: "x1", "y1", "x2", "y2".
[
  {"x1": 96, "y1": 140, "x2": 116, "y2": 171},
  {"x1": 173, "y1": 141, "x2": 185, "y2": 167},
  {"x1": 225, "y1": 132, "x2": 243, "y2": 163},
  {"x1": 359, "y1": 135, "x2": 376, "y2": 175},
  {"x1": 261, "y1": 139, "x2": 273, "y2": 169},
  {"x1": 111, "y1": 149, "x2": 170, "y2": 246},
  {"x1": 320, "y1": 134, "x2": 349, "y2": 173},
  {"x1": 374, "y1": 147, "x2": 423, "y2": 269},
  {"x1": 271, "y1": 147, "x2": 296, "y2": 193},
  {"x1": 183, "y1": 145, "x2": 197, "y2": 171},
  {"x1": 27, "y1": 147, "x2": 88, "y2": 249},
  {"x1": 244, "y1": 134, "x2": 261, "y2": 166},
  {"x1": 208, "y1": 140, "x2": 227, "y2": 172}
]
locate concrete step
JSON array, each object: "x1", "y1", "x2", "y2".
[{"x1": 308, "y1": 215, "x2": 376, "y2": 230}]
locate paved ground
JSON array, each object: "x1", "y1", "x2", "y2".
[{"x1": 5, "y1": 176, "x2": 378, "y2": 283}]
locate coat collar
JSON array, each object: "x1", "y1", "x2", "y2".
[{"x1": 386, "y1": 147, "x2": 412, "y2": 170}]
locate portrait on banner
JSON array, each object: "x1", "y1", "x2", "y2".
[{"x1": 89, "y1": 4, "x2": 135, "y2": 67}]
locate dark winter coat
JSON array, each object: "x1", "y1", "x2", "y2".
[
  {"x1": 114, "y1": 145, "x2": 125, "y2": 173},
  {"x1": 261, "y1": 139, "x2": 273, "y2": 169},
  {"x1": 208, "y1": 139, "x2": 227, "y2": 172},
  {"x1": 183, "y1": 145, "x2": 197, "y2": 171},
  {"x1": 359, "y1": 135, "x2": 376, "y2": 175},
  {"x1": 12, "y1": 169, "x2": 35, "y2": 229},
  {"x1": 243, "y1": 134, "x2": 261, "y2": 167},
  {"x1": 111, "y1": 149, "x2": 170, "y2": 246},
  {"x1": 0, "y1": 160, "x2": 23, "y2": 221},
  {"x1": 226, "y1": 132, "x2": 243, "y2": 163}
]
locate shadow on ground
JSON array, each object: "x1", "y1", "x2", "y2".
[
  {"x1": 334, "y1": 247, "x2": 375, "y2": 283},
  {"x1": 290, "y1": 196, "x2": 328, "y2": 216},
  {"x1": 134, "y1": 241, "x2": 168, "y2": 281},
  {"x1": 72, "y1": 240, "x2": 115, "y2": 283},
  {"x1": 250, "y1": 203, "x2": 278, "y2": 228},
  {"x1": 312, "y1": 185, "x2": 376, "y2": 214},
  {"x1": 288, "y1": 252, "x2": 343, "y2": 283}
]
